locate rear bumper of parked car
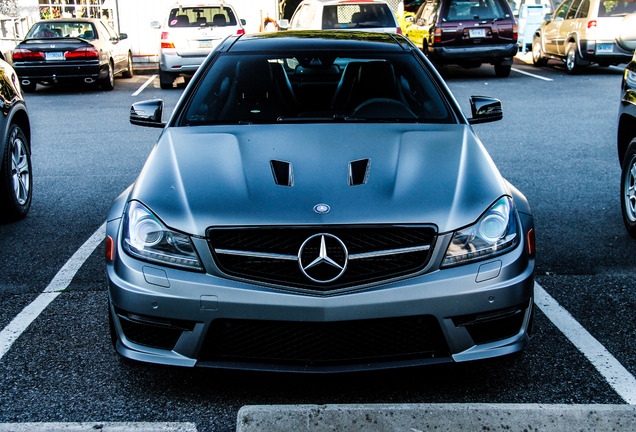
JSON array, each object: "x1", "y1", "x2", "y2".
[
  {"x1": 159, "y1": 50, "x2": 207, "y2": 74},
  {"x1": 579, "y1": 40, "x2": 634, "y2": 64},
  {"x1": 429, "y1": 43, "x2": 518, "y2": 65},
  {"x1": 106, "y1": 213, "x2": 535, "y2": 372},
  {"x1": 13, "y1": 60, "x2": 100, "y2": 80}
]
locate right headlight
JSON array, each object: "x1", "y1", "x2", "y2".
[
  {"x1": 122, "y1": 201, "x2": 203, "y2": 271},
  {"x1": 441, "y1": 196, "x2": 519, "y2": 268}
]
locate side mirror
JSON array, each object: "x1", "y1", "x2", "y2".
[
  {"x1": 130, "y1": 100, "x2": 166, "y2": 128},
  {"x1": 150, "y1": 21, "x2": 161, "y2": 29},
  {"x1": 240, "y1": 19, "x2": 246, "y2": 26},
  {"x1": 278, "y1": 19, "x2": 290, "y2": 30},
  {"x1": 119, "y1": 33, "x2": 128, "y2": 40},
  {"x1": 468, "y1": 96, "x2": 503, "y2": 124}
]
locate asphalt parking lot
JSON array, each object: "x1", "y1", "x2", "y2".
[{"x1": 0, "y1": 54, "x2": 634, "y2": 431}]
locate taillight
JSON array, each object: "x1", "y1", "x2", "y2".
[
  {"x1": 236, "y1": 28, "x2": 245, "y2": 35},
  {"x1": 397, "y1": 27, "x2": 402, "y2": 35},
  {"x1": 161, "y1": 31, "x2": 175, "y2": 49},
  {"x1": 587, "y1": 20, "x2": 597, "y2": 29},
  {"x1": 434, "y1": 28, "x2": 442, "y2": 43},
  {"x1": 65, "y1": 47, "x2": 99, "y2": 59},
  {"x1": 12, "y1": 48, "x2": 44, "y2": 61},
  {"x1": 513, "y1": 24, "x2": 518, "y2": 40}
]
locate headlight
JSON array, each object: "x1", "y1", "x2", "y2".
[
  {"x1": 122, "y1": 201, "x2": 203, "y2": 271},
  {"x1": 442, "y1": 196, "x2": 519, "y2": 267}
]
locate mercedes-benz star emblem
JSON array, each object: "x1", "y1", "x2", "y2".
[
  {"x1": 313, "y1": 203, "x2": 330, "y2": 214},
  {"x1": 298, "y1": 233, "x2": 348, "y2": 283}
]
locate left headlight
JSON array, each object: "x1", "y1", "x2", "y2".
[
  {"x1": 122, "y1": 200, "x2": 204, "y2": 271},
  {"x1": 442, "y1": 196, "x2": 519, "y2": 267}
]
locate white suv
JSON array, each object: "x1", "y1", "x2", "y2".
[
  {"x1": 157, "y1": 3, "x2": 245, "y2": 89},
  {"x1": 285, "y1": 0, "x2": 402, "y2": 33}
]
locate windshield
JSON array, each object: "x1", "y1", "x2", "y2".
[
  {"x1": 181, "y1": 52, "x2": 455, "y2": 126},
  {"x1": 168, "y1": 6, "x2": 237, "y2": 27},
  {"x1": 443, "y1": 0, "x2": 509, "y2": 20},
  {"x1": 598, "y1": 0, "x2": 636, "y2": 17},
  {"x1": 322, "y1": 4, "x2": 396, "y2": 29},
  {"x1": 26, "y1": 21, "x2": 96, "y2": 39}
]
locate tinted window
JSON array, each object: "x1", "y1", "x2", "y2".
[
  {"x1": 27, "y1": 21, "x2": 96, "y2": 39},
  {"x1": 443, "y1": 0, "x2": 509, "y2": 21},
  {"x1": 322, "y1": 4, "x2": 396, "y2": 29},
  {"x1": 576, "y1": 0, "x2": 590, "y2": 18},
  {"x1": 565, "y1": 0, "x2": 582, "y2": 18},
  {"x1": 168, "y1": 6, "x2": 237, "y2": 27},
  {"x1": 554, "y1": 0, "x2": 572, "y2": 19},
  {"x1": 598, "y1": 0, "x2": 636, "y2": 16},
  {"x1": 182, "y1": 52, "x2": 454, "y2": 125}
]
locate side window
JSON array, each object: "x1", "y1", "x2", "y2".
[
  {"x1": 565, "y1": 0, "x2": 582, "y2": 19},
  {"x1": 422, "y1": 1, "x2": 439, "y2": 25},
  {"x1": 291, "y1": 4, "x2": 309, "y2": 29},
  {"x1": 554, "y1": 0, "x2": 572, "y2": 19},
  {"x1": 576, "y1": 0, "x2": 590, "y2": 18},
  {"x1": 100, "y1": 21, "x2": 118, "y2": 40}
]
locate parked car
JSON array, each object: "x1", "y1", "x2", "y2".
[
  {"x1": 106, "y1": 31, "x2": 535, "y2": 371},
  {"x1": 509, "y1": 0, "x2": 553, "y2": 53},
  {"x1": 0, "y1": 59, "x2": 31, "y2": 222},
  {"x1": 404, "y1": 0, "x2": 518, "y2": 76},
  {"x1": 12, "y1": 18, "x2": 133, "y2": 92},
  {"x1": 284, "y1": 0, "x2": 402, "y2": 33},
  {"x1": 618, "y1": 50, "x2": 636, "y2": 237},
  {"x1": 155, "y1": 2, "x2": 246, "y2": 89},
  {"x1": 532, "y1": 0, "x2": 636, "y2": 73}
]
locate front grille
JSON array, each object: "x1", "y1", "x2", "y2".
[
  {"x1": 207, "y1": 226, "x2": 436, "y2": 291},
  {"x1": 199, "y1": 315, "x2": 449, "y2": 366}
]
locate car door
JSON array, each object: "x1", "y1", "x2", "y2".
[
  {"x1": 406, "y1": 2, "x2": 429, "y2": 48},
  {"x1": 543, "y1": 0, "x2": 572, "y2": 55},
  {"x1": 99, "y1": 21, "x2": 126, "y2": 71},
  {"x1": 557, "y1": 0, "x2": 583, "y2": 54}
]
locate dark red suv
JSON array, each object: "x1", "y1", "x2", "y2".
[{"x1": 407, "y1": 0, "x2": 518, "y2": 76}]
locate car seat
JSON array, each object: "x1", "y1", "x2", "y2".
[{"x1": 212, "y1": 14, "x2": 227, "y2": 26}]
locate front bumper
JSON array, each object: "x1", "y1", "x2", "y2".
[
  {"x1": 106, "y1": 215, "x2": 535, "y2": 372},
  {"x1": 13, "y1": 60, "x2": 100, "y2": 80},
  {"x1": 429, "y1": 43, "x2": 518, "y2": 65}
]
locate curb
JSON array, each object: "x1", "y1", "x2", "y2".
[{"x1": 236, "y1": 403, "x2": 636, "y2": 432}]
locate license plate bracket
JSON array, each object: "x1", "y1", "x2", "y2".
[
  {"x1": 45, "y1": 51, "x2": 65, "y2": 61},
  {"x1": 597, "y1": 44, "x2": 614, "y2": 54},
  {"x1": 469, "y1": 28, "x2": 486, "y2": 38}
]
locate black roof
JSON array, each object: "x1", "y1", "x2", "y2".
[{"x1": 223, "y1": 31, "x2": 412, "y2": 53}]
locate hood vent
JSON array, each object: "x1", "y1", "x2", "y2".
[
  {"x1": 349, "y1": 159, "x2": 370, "y2": 186},
  {"x1": 270, "y1": 160, "x2": 294, "y2": 187}
]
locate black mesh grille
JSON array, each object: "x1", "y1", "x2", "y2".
[
  {"x1": 199, "y1": 315, "x2": 448, "y2": 366},
  {"x1": 207, "y1": 226, "x2": 436, "y2": 291},
  {"x1": 119, "y1": 317, "x2": 182, "y2": 350}
]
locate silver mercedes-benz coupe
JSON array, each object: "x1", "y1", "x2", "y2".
[{"x1": 106, "y1": 31, "x2": 535, "y2": 372}]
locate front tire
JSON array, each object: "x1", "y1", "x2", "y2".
[
  {"x1": 0, "y1": 124, "x2": 32, "y2": 222},
  {"x1": 494, "y1": 63, "x2": 511, "y2": 77},
  {"x1": 620, "y1": 139, "x2": 636, "y2": 238},
  {"x1": 532, "y1": 36, "x2": 547, "y2": 66}
]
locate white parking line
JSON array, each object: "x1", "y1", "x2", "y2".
[
  {"x1": 132, "y1": 75, "x2": 157, "y2": 96},
  {"x1": 512, "y1": 68, "x2": 554, "y2": 81},
  {"x1": 0, "y1": 223, "x2": 106, "y2": 361},
  {"x1": 535, "y1": 282, "x2": 636, "y2": 404}
]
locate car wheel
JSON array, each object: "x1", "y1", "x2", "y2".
[
  {"x1": 565, "y1": 42, "x2": 581, "y2": 74},
  {"x1": 494, "y1": 63, "x2": 511, "y2": 77},
  {"x1": 100, "y1": 61, "x2": 115, "y2": 90},
  {"x1": 532, "y1": 36, "x2": 547, "y2": 66},
  {"x1": 122, "y1": 52, "x2": 133, "y2": 78},
  {"x1": 620, "y1": 139, "x2": 636, "y2": 238},
  {"x1": 0, "y1": 124, "x2": 32, "y2": 222},
  {"x1": 159, "y1": 69, "x2": 175, "y2": 89}
]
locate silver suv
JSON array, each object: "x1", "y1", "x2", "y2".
[
  {"x1": 156, "y1": 3, "x2": 245, "y2": 89},
  {"x1": 532, "y1": 0, "x2": 636, "y2": 73}
]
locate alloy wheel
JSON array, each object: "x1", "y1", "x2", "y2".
[
  {"x1": 624, "y1": 155, "x2": 636, "y2": 222},
  {"x1": 10, "y1": 135, "x2": 30, "y2": 205}
]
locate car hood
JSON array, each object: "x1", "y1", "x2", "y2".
[{"x1": 129, "y1": 124, "x2": 510, "y2": 236}]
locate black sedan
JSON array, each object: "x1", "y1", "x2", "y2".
[
  {"x1": 0, "y1": 59, "x2": 31, "y2": 222},
  {"x1": 12, "y1": 18, "x2": 133, "y2": 92},
  {"x1": 619, "y1": 50, "x2": 636, "y2": 237}
]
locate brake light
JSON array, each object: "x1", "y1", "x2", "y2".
[
  {"x1": 434, "y1": 28, "x2": 442, "y2": 43},
  {"x1": 236, "y1": 28, "x2": 245, "y2": 35},
  {"x1": 161, "y1": 31, "x2": 175, "y2": 49},
  {"x1": 397, "y1": 27, "x2": 402, "y2": 35},
  {"x1": 587, "y1": 20, "x2": 597, "y2": 29},
  {"x1": 12, "y1": 48, "x2": 44, "y2": 61},
  {"x1": 64, "y1": 47, "x2": 99, "y2": 59},
  {"x1": 513, "y1": 23, "x2": 518, "y2": 40}
]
